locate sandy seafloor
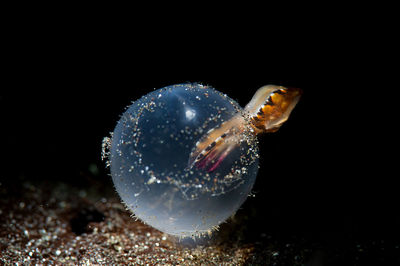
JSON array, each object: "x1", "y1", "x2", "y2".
[
  {"x1": 1, "y1": 176, "x2": 309, "y2": 265},
  {"x1": 1, "y1": 172, "x2": 397, "y2": 265}
]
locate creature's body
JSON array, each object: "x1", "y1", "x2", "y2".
[{"x1": 188, "y1": 85, "x2": 302, "y2": 172}]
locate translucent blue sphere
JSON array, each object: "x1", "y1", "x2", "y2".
[{"x1": 107, "y1": 83, "x2": 259, "y2": 238}]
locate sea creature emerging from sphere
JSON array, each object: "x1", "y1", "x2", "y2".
[{"x1": 102, "y1": 83, "x2": 301, "y2": 238}]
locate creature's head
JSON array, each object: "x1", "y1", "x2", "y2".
[{"x1": 244, "y1": 85, "x2": 302, "y2": 133}]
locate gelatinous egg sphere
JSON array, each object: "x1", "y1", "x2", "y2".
[{"x1": 107, "y1": 83, "x2": 259, "y2": 238}]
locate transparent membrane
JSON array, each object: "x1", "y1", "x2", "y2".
[{"x1": 105, "y1": 83, "x2": 259, "y2": 238}]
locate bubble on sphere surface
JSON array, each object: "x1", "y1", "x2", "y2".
[{"x1": 108, "y1": 83, "x2": 259, "y2": 238}]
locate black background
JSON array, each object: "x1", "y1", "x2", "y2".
[{"x1": 1, "y1": 10, "x2": 395, "y2": 264}]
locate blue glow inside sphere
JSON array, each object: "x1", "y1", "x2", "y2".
[{"x1": 105, "y1": 83, "x2": 260, "y2": 238}]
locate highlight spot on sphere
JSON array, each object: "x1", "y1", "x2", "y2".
[{"x1": 102, "y1": 83, "x2": 302, "y2": 238}]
